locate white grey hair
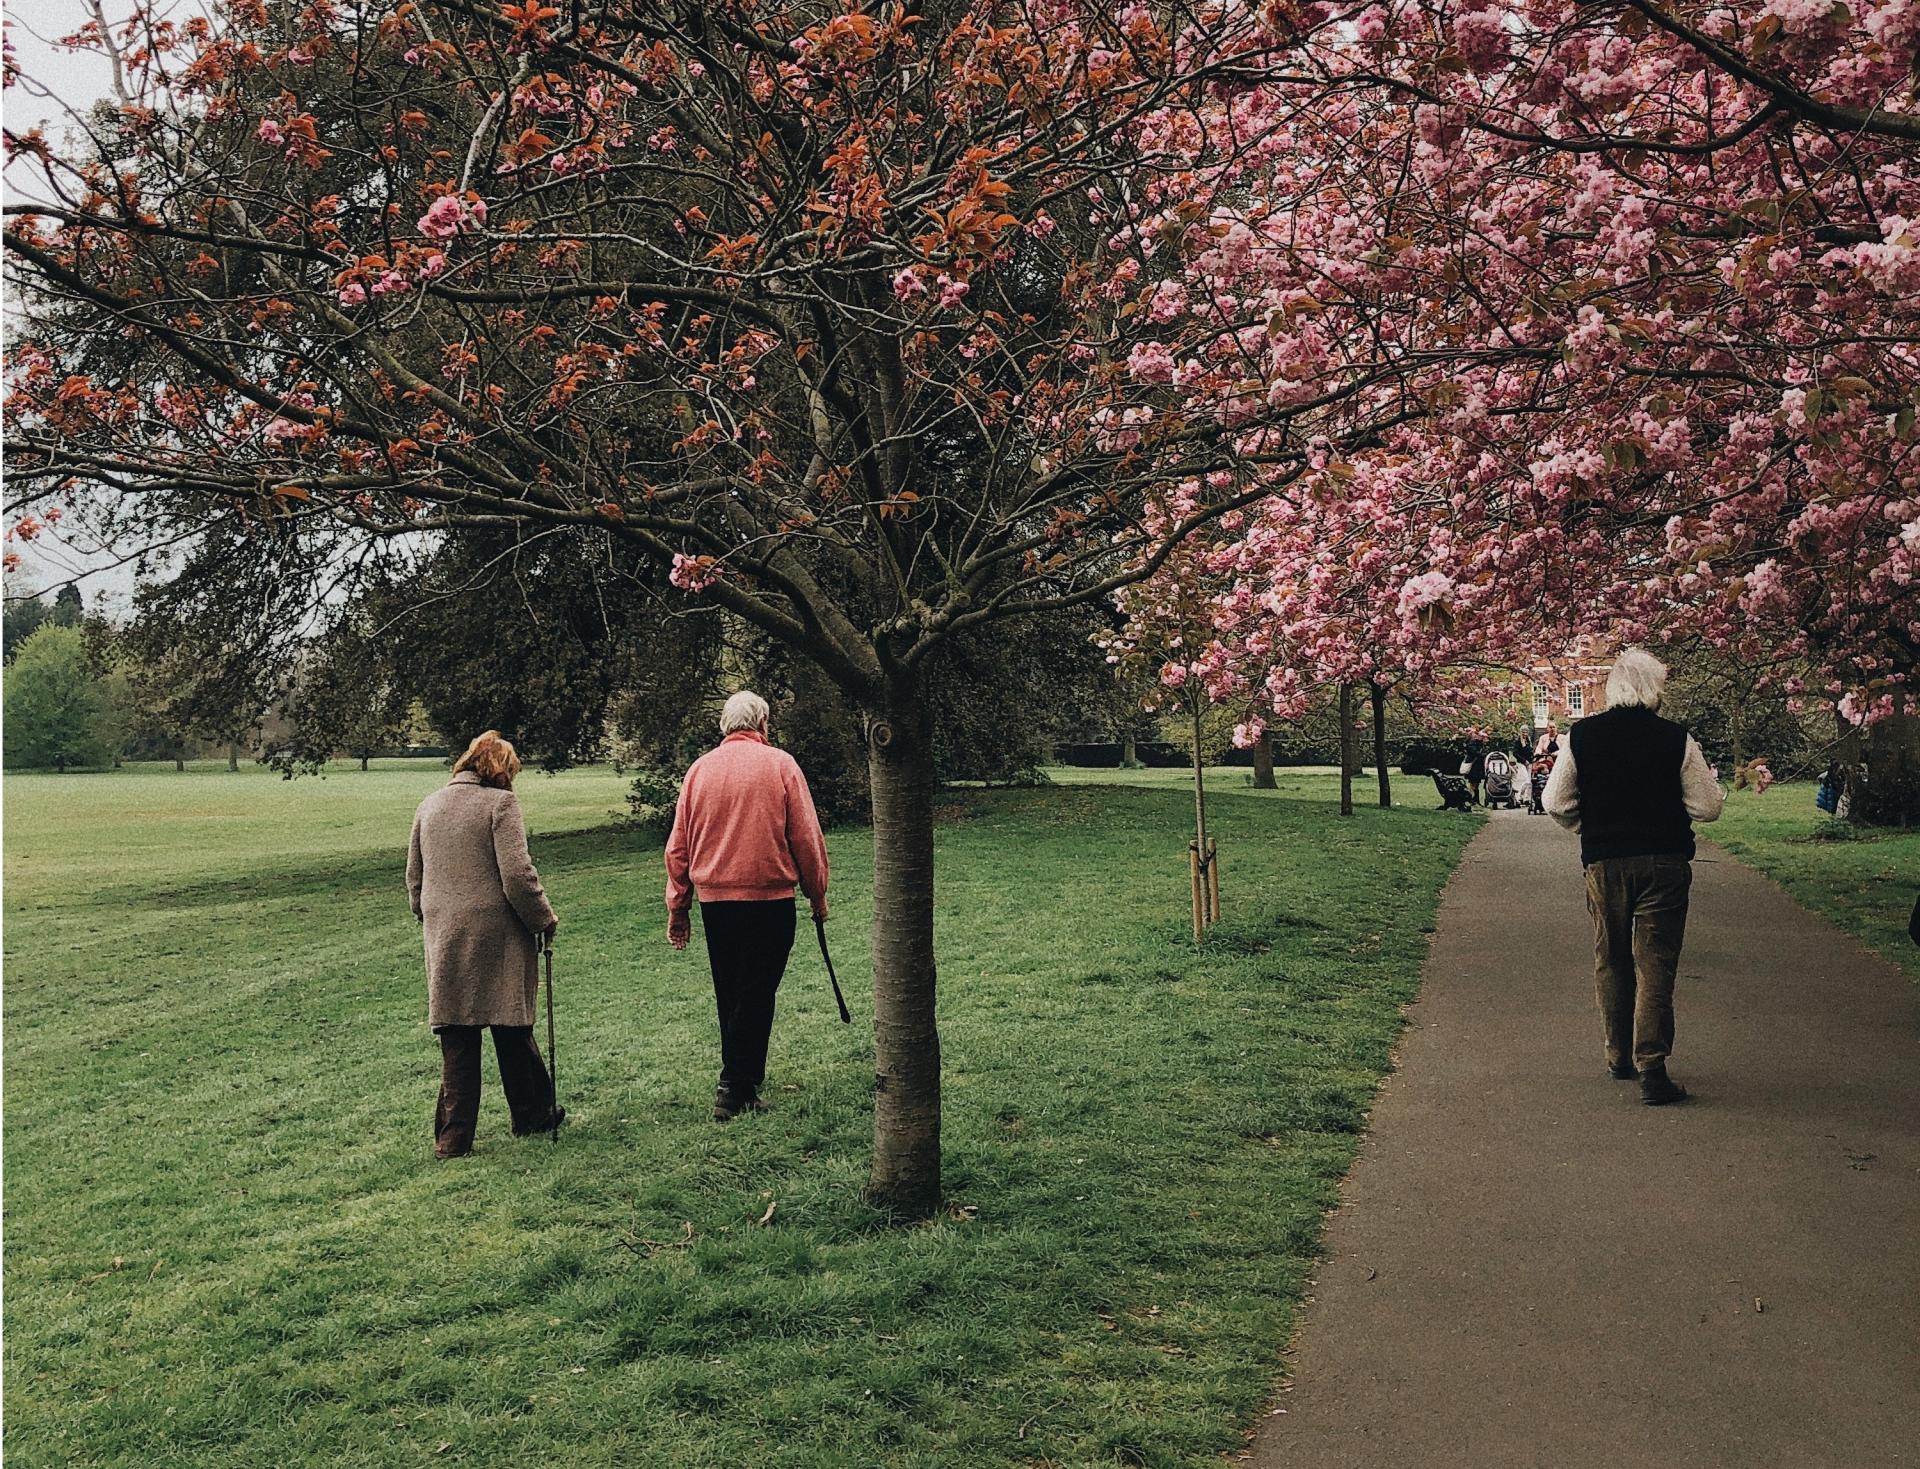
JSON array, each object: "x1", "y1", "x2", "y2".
[
  {"x1": 719, "y1": 690, "x2": 770, "y2": 735},
  {"x1": 1605, "y1": 648, "x2": 1668, "y2": 711}
]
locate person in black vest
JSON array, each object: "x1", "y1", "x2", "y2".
[{"x1": 1542, "y1": 650, "x2": 1724, "y2": 1105}]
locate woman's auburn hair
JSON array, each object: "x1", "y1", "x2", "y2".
[{"x1": 452, "y1": 730, "x2": 522, "y2": 789}]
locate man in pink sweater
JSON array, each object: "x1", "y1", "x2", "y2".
[{"x1": 665, "y1": 690, "x2": 831, "y2": 1120}]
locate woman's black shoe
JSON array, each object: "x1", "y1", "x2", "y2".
[
  {"x1": 1608, "y1": 1061, "x2": 1637, "y2": 1080},
  {"x1": 514, "y1": 1105, "x2": 565, "y2": 1136}
]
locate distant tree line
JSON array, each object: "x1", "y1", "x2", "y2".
[{"x1": 3, "y1": 550, "x2": 1150, "y2": 804}]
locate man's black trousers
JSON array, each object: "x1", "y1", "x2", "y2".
[{"x1": 700, "y1": 898, "x2": 796, "y2": 1096}]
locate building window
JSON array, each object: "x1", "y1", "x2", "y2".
[
  {"x1": 1567, "y1": 684, "x2": 1585, "y2": 717},
  {"x1": 1533, "y1": 681, "x2": 1551, "y2": 725}
]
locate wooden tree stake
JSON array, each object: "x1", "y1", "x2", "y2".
[{"x1": 1189, "y1": 842, "x2": 1205, "y2": 943}]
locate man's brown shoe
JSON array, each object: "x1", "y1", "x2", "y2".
[{"x1": 1640, "y1": 1066, "x2": 1689, "y2": 1105}]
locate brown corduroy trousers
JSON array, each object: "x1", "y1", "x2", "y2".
[
  {"x1": 434, "y1": 1025, "x2": 554, "y2": 1157},
  {"x1": 1584, "y1": 854, "x2": 1693, "y2": 1073}
]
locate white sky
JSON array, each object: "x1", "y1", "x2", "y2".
[
  {"x1": 4, "y1": 0, "x2": 143, "y2": 604},
  {"x1": 5, "y1": 0, "x2": 121, "y2": 196}
]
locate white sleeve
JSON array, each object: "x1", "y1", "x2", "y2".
[
  {"x1": 1542, "y1": 744, "x2": 1580, "y2": 832},
  {"x1": 1680, "y1": 736, "x2": 1725, "y2": 823}
]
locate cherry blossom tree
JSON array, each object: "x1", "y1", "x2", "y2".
[
  {"x1": 1162, "y1": 0, "x2": 1916, "y2": 814},
  {"x1": 2, "y1": 0, "x2": 1452, "y2": 1211}
]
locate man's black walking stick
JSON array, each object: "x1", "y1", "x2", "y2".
[
  {"x1": 814, "y1": 913, "x2": 851, "y2": 1024},
  {"x1": 543, "y1": 936, "x2": 559, "y2": 1144}
]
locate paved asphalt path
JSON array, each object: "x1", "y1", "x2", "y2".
[{"x1": 1249, "y1": 810, "x2": 1920, "y2": 1469}]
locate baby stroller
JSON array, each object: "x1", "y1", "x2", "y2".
[
  {"x1": 1432, "y1": 772, "x2": 1476, "y2": 812},
  {"x1": 1527, "y1": 753, "x2": 1555, "y2": 814},
  {"x1": 1482, "y1": 750, "x2": 1521, "y2": 809}
]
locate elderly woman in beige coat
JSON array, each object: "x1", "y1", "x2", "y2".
[{"x1": 407, "y1": 730, "x2": 562, "y2": 1157}]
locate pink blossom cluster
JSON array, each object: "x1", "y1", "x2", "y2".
[{"x1": 416, "y1": 194, "x2": 486, "y2": 240}]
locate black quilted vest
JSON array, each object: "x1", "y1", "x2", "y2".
[{"x1": 1567, "y1": 706, "x2": 1694, "y2": 864}]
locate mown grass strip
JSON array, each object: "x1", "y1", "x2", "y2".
[
  {"x1": 5, "y1": 767, "x2": 1471, "y2": 1467},
  {"x1": 1708, "y1": 784, "x2": 1919, "y2": 980}
]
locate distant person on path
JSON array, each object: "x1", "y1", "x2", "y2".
[
  {"x1": 1542, "y1": 651, "x2": 1724, "y2": 1105},
  {"x1": 408, "y1": 730, "x2": 562, "y2": 1157},
  {"x1": 1462, "y1": 733, "x2": 1488, "y2": 804},
  {"x1": 1534, "y1": 721, "x2": 1561, "y2": 757},
  {"x1": 666, "y1": 691, "x2": 830, "y2": 1121}
]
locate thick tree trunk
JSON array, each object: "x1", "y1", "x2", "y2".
[
  {"x1": 1860, "y1": 702, "x2": 1920, "y2": 827},
  {"x1": 1338, "y1": 682, "x2": 1355, "y2": 817},
  {"x1": 360, "y1": 752, "x2": 371, "y2": 772},
  {"x1": 1251, "y1": 732, "x2": 1275, "y2": 789},
  {"x1": 175, "y1": 754, "x2": 185, "y2": 772},
  {"x1": 864, "y1": 684, "x2": 941, "y2": 1216},
  {"x1": 1120, "y1": 733, "x2": 1138, "y2": 769},
  {"x1": 1836, "y1": 714, "x2": 1863, "y2": 818},
  {"x1": 1371, "y1": 682, "x2": 1391, "y2": 808},
  {"x1": 227, "y1": 743, "x2": 240, "y2": 773}
]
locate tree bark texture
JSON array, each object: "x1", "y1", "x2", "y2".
[
  {"x1": 1371, "y1": 682, "x2": 1391, "y2": 808},
  {"x1": 864, "y1": 685, "x2": 942, "y2": 1216},
  {"x1": 1191, "y1": 702, "x2": 1213, "y2": 941},
  {"x1": 1190, "y1": 703, "x2": 1210, "y2": 861},
  {"x1": 1251, "y1": 733, "x2": 1276, "y2": 789},
  {"x1": 1836, "y1": 714, "x2": 1863, "y2": 818},
  {"x1": 1860, "y1": 703, "x2": 1920, "y2": 827},
  {"x1": 1338, "y1": 682, "x2": 1355, "y2": 817}
]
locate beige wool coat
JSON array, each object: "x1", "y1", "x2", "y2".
[{"x1": 407, "y1": 772, "x2": 557, "y2": 1029}]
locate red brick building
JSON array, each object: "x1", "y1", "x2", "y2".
[
  {"x1": 1525, "y1": 653, "x2": 1611, "y2": 727},
  {"x1": 1487, "y1": 641, "x2": 1616, "y2": 733}
]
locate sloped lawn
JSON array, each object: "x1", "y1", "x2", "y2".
[{"x1": 4, "y1": 765, "x2": 1471, "y2": 1467}]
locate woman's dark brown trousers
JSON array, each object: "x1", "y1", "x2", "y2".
[{"x1": 434, "y1": 1024, "x2": 555, "y2": 1157}]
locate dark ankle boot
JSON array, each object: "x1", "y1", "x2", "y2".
[
  {"x1": 1608, "y1": 1060, "x2": 1636, "y2": 1081},
  {"x1": 1640, "y1": 1065, "x2": 1688, "y2": 1106}
]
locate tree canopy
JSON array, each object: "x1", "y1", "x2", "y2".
[
  {"x1": 6, "y1": 0, "x2": 1916, "y2": 1201},
  {"x1": 4, "y1": 624, "x2": 122, "y2": 771}
]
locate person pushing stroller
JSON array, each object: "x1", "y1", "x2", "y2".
[
  {"x1": 1482, "y1": 748, "x2": 1522, "y2": 809},
  {"x1": 1528, "y1": 748, "x2": 1556, "y2": 814}
]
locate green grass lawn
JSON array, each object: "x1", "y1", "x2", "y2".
[
  {"x1": 4, "y1": 763, "x2": 1473, "y2": 1468},
  {"x1": 1046, "y1": 763, "x2": 1370, "y2": 807},
  {"x1": 1708, "y1": 782, "x2": 1919, "y2": 980}
]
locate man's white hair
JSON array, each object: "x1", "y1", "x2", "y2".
[
  {"x1": 720, "y1": 689, "x2": 771, "y2": 734},
  {"x1": 1605, "y1": 648, "x2": 1668, "y2": 711}
]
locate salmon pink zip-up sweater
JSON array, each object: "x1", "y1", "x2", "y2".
[{"x1": 664, "y1": 730, "x2": 830, "y2": 917}]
